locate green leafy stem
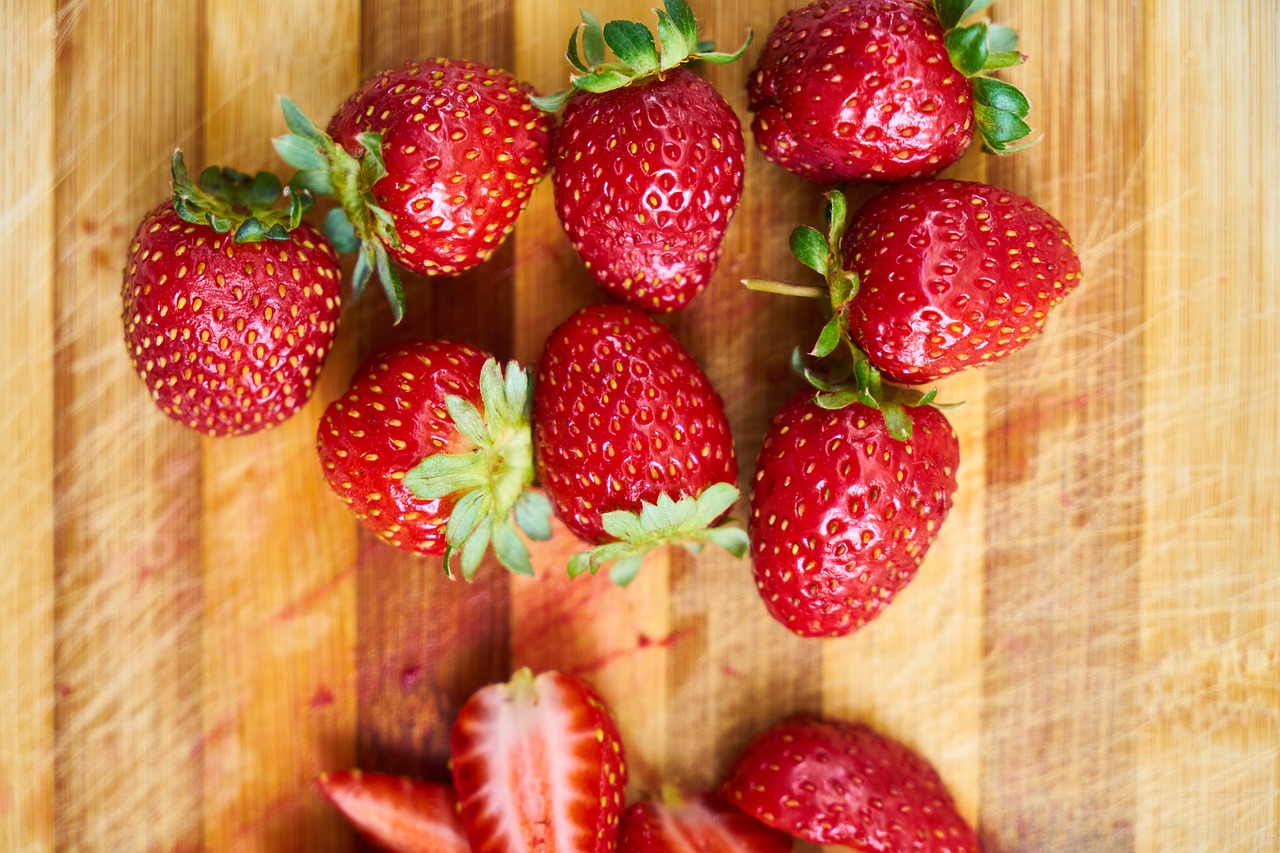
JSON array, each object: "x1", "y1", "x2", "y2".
[{"x1": 170, "y1": 149, "x2": 313, "y2": 243}]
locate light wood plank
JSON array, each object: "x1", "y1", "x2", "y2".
[
  {"x1": 198, "y1": 3, "x2": 361, "y2": 849},
  {"x1": 1138, "y1": 2, "x2": 1280, "y2": 850},
  {"x1": 1, "y1": 2, "x2": 56, "y2": 851},
  {"x1": 51, "y1": 2, "x2": 205, "y2": 849}
]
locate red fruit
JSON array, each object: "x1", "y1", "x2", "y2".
[
  {"x1": 842, "y1": 179, "x2": 1082, "y2": 384},
  {"x1": 537, "y1": 3, "x2": 750, "y2": 311},
  {"x1": 749, "y1": 393, "x2": 958, "y2": 637},
  {"x1": 748, "y1": 0, "x2": 1032, "y2": 182},
  {"x1": 122, "y1": 152, "x2": 341, "y2": 437},
  {"x1": 276, "y1": 59, "x2": 551, "y2": 320},
  {"x1": 317, "y1": 341, "x2": 550, "y2": 577},
  {"x1": 720, "y1": 716, "x2": 981, "y2": 851},
  {"x1": 316, "y1": 771, "x2": 469, "y2": 853},
  {"x1": 620, "y1": 788, "x2": 794, "y2": 852},
  {"x1": 533, "y1": 304, "x2": 745, "y2": 584},
  {"x1": 450, "y1": 668, "x2": 628, "y2": 853}
]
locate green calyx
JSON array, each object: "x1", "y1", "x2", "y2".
[
  {"x1": 402, "y1": 358, "x2": 552, "y2": 580},
  {"x1": 745, "y1": 190, "x2": 959, "y2": 443},
  {"x1": 529, "y1": 0, "x2": 753, "y2": 112},
  {"x1": 170, "y1": 149, "x2": 313, "y2": 243},
  {"x1": 933, "y1": 0, "x2": 1035, "y2": 154},
  {"x1": 566, "y1": 482, "x2": 748, "y2": 587},
  {"x1": 272, "y1": 97, "x2": 407, "y2": 324}
]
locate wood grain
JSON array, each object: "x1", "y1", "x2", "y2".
[{"x1": 1, "y1": 1, "x2": 1277, "y2": 851}]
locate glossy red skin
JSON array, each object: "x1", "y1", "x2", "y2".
[
  {"x1": 317, "y1": 341, "x2": 490, "y2": 555},
  {"x1": 749, "y1": 394, "x2": 958, "y2": 638},
  {"x1": 317, "y1": 771, "x2": 470, "y2": 853},
  {"x1": 620, "y1": 792, "x2": 794, "y2": 852},
  {"x1": 553, "y1": 68, "x2": 745, "y2": 312},
  {"x1": 451, "y1": 671, "x2": 628, "y2": 853},
  {"x1": 533, "y1": 304, "x2": 737, "y2": 543},
  {"x1": 328, "y1": 58, "x2": 552, "y2": 276},
  {"x1": 748, "y1": 0, "x2": 973, "y2": 182},
  {"x1": 121, "y1": 203, "x2": 341, "y2": 437},
  {"x1": 842, "y1": 179, "x2": 1083, "y2": 384},
  {"x1": 721, "y1": 716, "x2": 982, "y2": 852}
]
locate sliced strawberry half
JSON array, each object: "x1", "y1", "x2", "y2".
[
  {"x1": 316, "y1": 770, "x2": 469, "y2": 853},
  {"x1": 451, "y1": 668, "x2": 628, "y2": 852},
  {"x1": 620, "y1": 787, "x2": 793, "y2": 852}
]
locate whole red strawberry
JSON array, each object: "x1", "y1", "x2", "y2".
[
  {"x1": 620, "y1": 788, "x2": 794, "y2": 852},
  {"x1": 276, "y1": 59, "x2": 552, "y2": 321},
  {"x1": 749, "y1": 392, "x2": 958, "y2": 637},
  {"x1": 533, "y1": 304, "x2": 746, "y2": 584},
  {"x1": 842, "y1": 179, "x2": 1082, "y2": 383},
  {"x1": 749, "y1": 0, "x2": 1033, "y2": 182},
  {"x1": 720, "y1": 715, "x2": 981, "y2": 851},
  {"x1": 317, "y1": 771, "x2": 469, "y2": 853},
  {"x1": 534, "y1": 1, "x2": 751, "y2": 312},
  {"x1": 451, "y1": 668, "x2": 628, "y2": 853},
  {"x1": 122, "y1": 152, "x2": 341, "y2": 437},
  {"x1": 317, "y1": 341, "x2": 551, "y2": 577}
]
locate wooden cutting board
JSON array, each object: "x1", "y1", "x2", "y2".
[{"x1": 3, "y1": 1, "x2": 1277, "y2": 850}]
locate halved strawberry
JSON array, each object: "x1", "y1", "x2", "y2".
[
  {"x1": 620, "y1": 788, "x2": 793, "y2": 852},
  {"x1": 720, "y1": 716, "x2": 981, "y2": 851},
  {"x1": 450, "y1": 668, "x2": 628, "y2": 852},
  {"x1": 316, "y1": 770, "x2": 469, "y2": 853}
]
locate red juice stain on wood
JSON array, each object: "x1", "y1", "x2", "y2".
[
  {"x1": 400, "y1": 665, "x2": 422, "y2": 691},
  {"x1": 308, "y1": 685, "x2": 336, "y2": 709},
  {"x1": 276, "y1": 564, "x2": 356, "y2": 622},
  {"x1": 569, "y1": 630, "x2": 690, "y2": 676}
]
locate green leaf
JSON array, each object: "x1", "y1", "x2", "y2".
[
  {"x1": 279, "y1": 96, "x2": 325, "y2": 143},
  {"x1": 982, "y1": 50, "x2": 1024, "y2": 72},
  {"x1": 504, "y1": 362, "x2": 529, "y2": 420},
  {"x1": 603, "y1": 20, "x2": 659, "y2": 76},
  {"x1": 934, "y1": 0, "x2": 972, "y2": 30},
  {"x1": 357, "y1": 132, "x2": 389, "y2": 185},
  {"x1": 445, "y1": 489, "x2": 486, "y2": 547},
  {"x1": 815, "y1": 389, "x2": 860, "y2": 410},
  {"x1": 914, "y1": 387, "x2": 939, "y2": 407},
  {"x1": 247, "y1": 171, "x2": 283, "y2": 207},
  {"x1": 945, "y1": 22, "x2": 989, "y2": 77},
  {"x1": 581, "y1": 10, "x2": 606, "y2": 67},
  {"x1": 372, "y1": 243, "x2": 406, "y2": 325},
  {"x1": 459, "y1": 519, "x2": 491, "y2": 581},
  {"x1": 825, "y1": 190, "x2": 848, "y2": 246},
  {"x1": 789, "y1": 226, "x2": 829, "y2": 276},
  {"x1": 972, "y1": 76, "x2": 1030, "y2": 117},
  {"x1": 691, "y1": 482, "x2": 739, "y2": 527},
  {"x1": 975, "y1": 104, "x2": 1032, "y2": 148},
  {"x1": 567, "y1": 26, "x2": 589, "y2": 73},
  {"x1": 811, "y1": 314, "x2": 843, "y2": 359},
  {"x1": 289, "y1": 168, "x2": 335, "y2": 197},
  {"x1": 692, "y1": 32, "x2": 752, "y2": 65},
  {"x1": 571, "y1": 69, "x2": 634, "y2": 93},
  {"x1": 197, "y1": 165, "x2": 225, "y2": 197},
  {"x1": 273, "y1": 133, "x2": 328, "y2": 172},
  {"x1": 530, "y1": 90, "x2": 572, "y2": 112},
  {"x1": 567, "y1": 550, "x2": 595, "y2": 578},
  {"x1": 829, "y1": 271, "x2": 858, "y2": 308},
  {"x1": 880, "y1": 401, "x2": 913, "y2": 442},
  {"x1": 232, "y1": 217, "x2": 267, "y2": 243},
  {"x1": 656, "y1": 10, "x2": 692, "y2": 71},
  {"x1": 702, "y1": 526, "x2": 750, "y2": 558},
  {"x1": 602, "y1": 509, "x2": 645, "y2": 542},
  {"x1": 665, "y1": 0, "x2": 698, "y2": 46},
  {"x1": 985, "y1": 22, "x2": 1019, "y2": 53},
  {"x1": 608, "y1": 555, "x2": 644, "y2": 587},
  {"x1": 350, "y1": 247, "x2": 372, "y2": 301},
  {"x1": 445, "y1": 396, "x2": 489, "y2": 448},
  {"x1": 492, "y1": 520, "x2": 534, "y2": 577},
  {"x1": 965, "y1": 0, "x2": 996, "y2": 18},
  {"x1": 477, "y1": 358, "x2": 508, "y2": 425},
  {"x1": 286, "y1": 186, "x2": 312, "y2": 229},
  {"x1": 323, "y1": 208, "x2": 359, "y2": 254},
  {"x1": 513, "y1": 490, "x2": 552, "y2": 541}
]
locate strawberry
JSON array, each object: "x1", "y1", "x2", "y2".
[
  {"x1": 748, "y1": 391, "x2": 958, "y2": 637},
  {"x1": 720, "y1": 715, "x2": 981, "y2": 851},
  {"x1": 275, "y1": 59, "x2": 552, "y2": 322},
  {"x1": 748, "y1": 0, "x2": 1033, "y2": 182},
  {"x1": 620, "y1": 788, "x2": 794, "y2": 852},
  {"x1": 316, "y1": 770, "x2": 469, "y2": 853},
  {"x1": 450, "y1": 668, "x2": 628, "y2": 853},
  {"x1": 840, "y1": 179, "x2": 1082, "y2": 383},
  {"x1": 533, "y1": 1, "x2": 751, "y2": 312},
  {"x1": 532, "y1": 304, "x2": 746, "y2": 585},
  {"x1": 317, "y1": 341, "x2": 552, "y2": 577},
  {"x1": 122, "y1": 151, "x2": 341, "y2": 437}
]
